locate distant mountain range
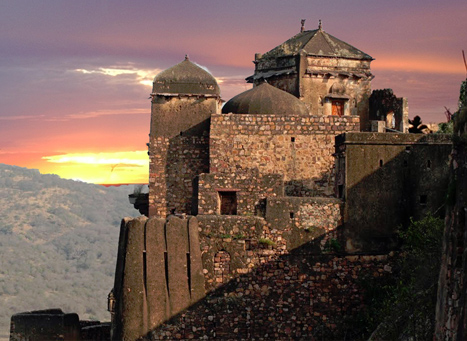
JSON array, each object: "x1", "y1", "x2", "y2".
[{"x1": 0, "y1": 164, "x2": 141, "y2": 337}]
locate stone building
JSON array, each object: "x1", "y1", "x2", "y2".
[
  {"x1": 247, "y1": 20, "x2": 374, "y2": 131},
  {"x1": 148, "y1": 56, "x2": 222, "y2": 217},
  {"x1": 10, "y1": 22, "x2": 453, "y2": 341},
  {"x1": 111, "y1": 23, "x2": 452, "y2": 340}
]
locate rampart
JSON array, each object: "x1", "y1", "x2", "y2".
[{"x1": 112, "y1": 194, "x2": 395, "y2": 339}]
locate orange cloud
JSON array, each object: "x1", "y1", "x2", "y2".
[{"x1": 373, "y1": 55, "x2": 464, "y2": 74}]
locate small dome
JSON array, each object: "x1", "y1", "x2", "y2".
[
  {"x1": 222, "y1": 82, "x2": 309, "y2": 115},
  {"x1": 153, "y1": 56, "x2": 220, "y2": 96}
]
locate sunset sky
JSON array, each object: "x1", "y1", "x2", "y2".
[{"x1": 1, "y1": 0, "x2": 466, "y2": 184}]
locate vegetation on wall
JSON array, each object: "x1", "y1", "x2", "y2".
[
  {"x1": 355, "y1": 215, "x2": 444, "y2": 340},
  {"x1": 439, "y1": 79, "x2": 467, "y2": 135}
]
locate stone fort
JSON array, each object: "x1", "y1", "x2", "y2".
[{"x1": 10, "y1": 21, "x2": 454, "y2": 340}]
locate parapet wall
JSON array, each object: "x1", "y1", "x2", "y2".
[
  {"x1": 210, "y1": 113, "x2": 359, "y2": 197},
  {"x1": 336, "y1": 132, "x2": 452, "y2": 253},
  {"x1": 10, "y1": 309, "x2": 81, "y2": 341}
]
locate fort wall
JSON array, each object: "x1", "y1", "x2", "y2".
[
  {"x1": 147, "y1": 212, "x2": 393, "y2": 340},
  {"x1": 113, "y1": 194, "x2": 395, "y2": 339},
  {"x1": 335, "y1": 132, "x2": 452, "y2": 253},
  {"x1": 210, "y1": 113, "x2": 360, "y2": 197}
]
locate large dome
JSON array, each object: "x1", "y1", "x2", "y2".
[
  {"x1": 222, "y1": 82, "x2": 309, "y2": 115},
  {"x1": 153, "y1": 56, "x2": 220, "y2": 96}
]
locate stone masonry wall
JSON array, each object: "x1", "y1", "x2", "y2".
[
  {"x1": 149, "y1": 134, "x2": 209, "y2": 217},
  {"x1": 266, "y1": 197, "x2": 343, "y2": 252},
  {"x1": 210, "y1": 113, "x2": 359, "y2": 197},
  {"x1": 197, "y1": 168, "x2": 283, "y2": 216},
  {"x1": 148, "y1": 95, "x2": 218, "y2": 218},
  {"x1": 148, "y1": 254, "x2": 393, "y2": 340},
  {"x1": 144, "y1": 211, "x2": 393, "y2": 340},
  {"x1": 112, "y1": 216, "x2": 205, "y2": 340}
]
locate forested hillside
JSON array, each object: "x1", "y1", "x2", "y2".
[{"x1": 0, "y1": 164, "x2": 141, "y2": 337}]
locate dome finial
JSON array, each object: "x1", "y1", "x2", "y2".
[
  {"x1": 318, "y1": 19, "x2": 322, "y2": 30},
  {"x1": 300, "y1": 19, "x2": 306, "y2": 32},
  {"x1": 185, "y1": 54, "x2": 189, "y2": 61}
]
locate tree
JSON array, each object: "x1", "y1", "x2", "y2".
[{"x1": 408, "y1": 116, "x2": 428, "y2": 133}]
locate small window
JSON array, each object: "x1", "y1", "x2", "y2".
[
  {"x1": 219, "y1": 191, "x2": 237, "y2": 215},
  {"x1": 427, "y1": 160, "x2": 431, "y2": 169},
  {"x1": 338, "y1": 184, "x2": 344, "y2": 198},
  {"x1": 290, "y1": 212, "x2": 295, "y2": 219},
  {"x1": 291, "y1": 137, "x2": 295, "y2": 143},
  {"x1": 405, "y1": 146, "x2": 411, "y2": 153},
  {"x1": 420, "y1": 195, "x2": 427, "y2": 206},
  {"x1": 379, "y1": 159, "x2": 384, "y2": 167},
  {"x1": 332, "y1": 99, "x2": 345, "y2": 117}
]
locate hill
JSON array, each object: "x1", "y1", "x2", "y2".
[{"x1": 0, "y1": 164, "x2": 141, "y2": 338}]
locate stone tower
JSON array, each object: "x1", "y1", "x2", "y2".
[
  {"x1": 148, "y1": 56, "x2": 221, "y2": 217},
  {"x1": 247, "y1": 21, "x2": 374, "y2": 130}
]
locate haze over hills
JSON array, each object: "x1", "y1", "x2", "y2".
[{"x1": 0, "y1": 163, "x2": 141, "y2": 338}]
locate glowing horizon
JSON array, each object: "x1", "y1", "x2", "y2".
[{"x1": 39, "y1": 151, "x2": 149, "y2": 184}]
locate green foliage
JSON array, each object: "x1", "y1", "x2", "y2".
[
  {"x1": 304, "y1": 226, "x2": 315, "y2": 233},
  {"x1": 324, "y1": 238, "x2": 342, "y2": 252},
  {"x1": 454, "y1": 106, "x2": 467, "y2": 137},
  {"x1": 437, "y1": 120, "x2": 453, "y2": 134},
  {"x1": 458, "y1": 80, "x2": 467, "y2": 110},
  {"x1": 258, "y1": 238, "x2": 275, "y2": 246},
  {"x1": 360, "y1": 215, "x2": 444, "y2": 340}
]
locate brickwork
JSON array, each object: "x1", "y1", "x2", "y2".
[
  {"x1": 148, "y1": 250, "x2": 394, "y2": 340},
  {"x1": 197, "y1": 169, "x2": 283, "y2": 216},
  {"x1": 210, "y1": 113, "x2": 359, "y2": 197},
  {"x1": 133, "y1": 212, "x2": 395, "y2": 339},
  {"x1": 149, "y1": 134, "x2": 210, "y2": 217},
  {"x1": 266, "y1": 197, "x2": 343, "y2": 251},
  {"x1": 148, "y1": 93, "x2": 219, "y2": 218}
]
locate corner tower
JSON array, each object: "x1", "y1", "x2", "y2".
[
  {"x1": 247, "y1": 20, "x2": 374, "y2": 130},
  {"x1": 149, "y1": 56, "x2": 221, "y2": 217}
]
